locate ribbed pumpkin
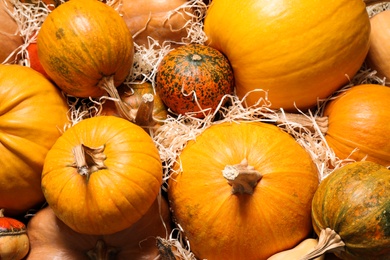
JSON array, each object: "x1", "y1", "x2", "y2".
[
  {"x1": 311, "y1": 161, "x2": 390, "y2": 259},
  {"x1": 203, "y1": 0, "x2": 371, "y2": 111},
  {"x1": 37, "y1": 0, "x2": 134, "y2": 120},
  {"x1": 26, "y1": 197, "x2": 171, "y2": 259},
  {"x1": 156, "y1": 44, "x2": 234, "y2": 118},
  {"x1": 0, "y1": 64, "x2": 69, "y2": 216},
  {"x1": 168, "y1": 121, "x2": 319, "y2": 260},
  {"x1": 41, "y1": 116, "x2": 163, "y2": 235},
  {"x1": 323, "y1": 84, "x2": 390, "y2": 167}
]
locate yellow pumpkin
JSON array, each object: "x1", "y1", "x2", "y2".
[
  {"x1": 0, "y1": 64, "x2": 69, "y2": 216},
  {"x1": 42, "y1": 116, "x2": 163, "y2": 235},
  {"x1": 168, "y1": 121, "x2": 319, "y2": 260},
  {"x1": 203, "y1": 0, "x2": 371, "y2": 111}
]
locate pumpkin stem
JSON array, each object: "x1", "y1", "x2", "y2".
[
  {"x1": 98, "y1": 76, "x2": 134, "y2": 122},
  {"x1": 135, "y1": 93, "x2": 157, "y2": 133},
  {"x1": 72, "y1": 144, "x2": 107, "y2": 181},
  {"x1": 156, "y1": 237, "x2": 177, "y2": 260},
  {"x1": 0, "y1": 209, "x2": 4, "y2": 218},
  {"x1": 87, "y1": 239, "x2": 118, "y2": 260},
  {"x1": 300, "y1": 228, "x2": 345, "y2": 260},
  {"x1": 191, "y1": 54, "x2": 202, "y2": 61},
  {"x1": 275, "y1": 112, "x2": 328, "y2": 134},
  {"x1": 364, "y1": 0, "x2": 390, "y2": 6},
  {"x1": 222, "y1": 158, "x2": 262, "y2": 194}
]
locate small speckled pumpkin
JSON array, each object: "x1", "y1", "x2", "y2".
[{"x1": 156, "y1": 44, "x2": 234, "y2": 118}]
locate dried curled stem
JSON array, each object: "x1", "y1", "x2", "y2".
[
  {"x1": 300, "y1": 228, "x2": 345, "y2": 260},
  {"x1": 222, "y1": 158, "x2": 262, "y2": 194},
  {"x1": 72, "y1": 144, "x2": 107, "y2": 181},
  {"x1": 275, "y1": 112, "x2": 329, "y2": 134}
]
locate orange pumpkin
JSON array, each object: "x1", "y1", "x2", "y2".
[
  {"x1": 26, "y1": 197, "x2": 171, "y2": 259},
  {"x1": 37, "y1": 0, "x2": 134, "y2": 120},
  {"x1": 156, "y1": 44, "x2": 234, "y2": 118},
  {"x1": 0, "y1": 64, "x2": 69, "y2": 216},
  {"x1": 42, "y1": 116, "x2": 163, "y2": 235},
  {"x1": 0, "y1": 0, "x2": 23, "y2": 64},
  {"x1": 203, "y1": 0, "x2": 371, "y2": 111},
  {"x1": 168, "y1": 121, "x2": 319, "y2": 260},
  {"x1": 323, "y1": 84, "x2": 390, "y2": 166}
]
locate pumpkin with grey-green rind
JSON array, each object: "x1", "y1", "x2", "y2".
[{"x1": 311, "y1": 161, "x2": 390, "y2": 259}]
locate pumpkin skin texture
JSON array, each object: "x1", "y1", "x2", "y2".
[
  {"x1": 0, "y1": 0, "x2": 24, "y2": 64},
  {"x1": 168, "y1": 121, "x2": 319, "y2": 260},
  {"x1": 119, "y1": 0, "x2": 193, "y2": 48},
  {"x1": 26, "y1": 197, "x2": 171, "y2": 259},
  {"x1": 323, "y1": 84, "x2": 390, "y2": 167},
  {"x1": 156, "y1": 44, "x2": 234, "y2": 118},
  {"x1": 37, "y1": 0, "x2": 134, "y2": 98},
  {"x1": 41, "y1": 116, "x2": 163, "y2": 235},
  {"x1": 311, "y1": 161, "x2": 390, "y2": 259},
  {"x1": 203, "y1": 0, "x2": 370, "y2": 111},
  {"x1": 0, "y1": 64, "x2": 69, "y2": 216}
]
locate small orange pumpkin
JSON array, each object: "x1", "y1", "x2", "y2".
[
  {"x1": 42, "y1": 116, "x2": 163, "y2": 235},
  {"x1": 323, "y1": 84, "x2": 390, "y2": 166},
  {"x1": 0, "y1": 64, "x2": 69, "y2": 216},
  {"x1": 156, "y1": 44, "x2": 234, "y2": 118},
  {"x1": 168, "y1": 121, "x2": 319, "y2": 259}
]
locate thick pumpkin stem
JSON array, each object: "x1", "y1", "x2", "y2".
[
  {"x1": 222, "y1": 158, "x2": 262, "y2": 194},
  {"x1": 275, "y1": 112, "x2": 328, "y2": 134},
  {"x1": 87, "y1": 239, "x2": 118, "y2": 260},
  {"x1": 300, "y1": 228, "x2": 345, "y2": 260},
  {"x1": 98, "y1": 76, "x2": 134, "y2": 122},
  {"x1": 72, "y1": 144, "x2": 107, "y2": 181},
  {"x1": 135, "y1": 93, "x2": 156, "y2": 133},
  {"x1": 364, "y1": 0, "x2": 390, "y2": 6}
]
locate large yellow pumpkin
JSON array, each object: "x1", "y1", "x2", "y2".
[
  {"x1": 0, "y1": 64, "x2": 69, "y2": 216},
  {"x1": 168, "y1": 121, "x2": 319, "y2": 260},
  {"x1": 42, "y1": 116, "x2": 163, "y2": 235},
  {"x1": 203, "y1": 0, "x2": 371, "y2": 111}
]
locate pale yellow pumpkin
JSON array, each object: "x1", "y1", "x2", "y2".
[{"x1": 203, "y1": 0, "x2": 371, "y2": 111}]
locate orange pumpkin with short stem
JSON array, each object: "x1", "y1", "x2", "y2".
[
  {"x1": 168, "y1": 121, "x2": 319, "y2": 260},
  {"x1": 0, "y1": 64, "x2": 69, "y2": 216},
  {"x1": 41, "y1": 116, "x2": 163, "y2": 235},
  {"x1": 26, "y1": 196, "x2": 171, "y2": 259},
  {"x1": 37, "y1": 0, "x2": 135, "y2": 121}
]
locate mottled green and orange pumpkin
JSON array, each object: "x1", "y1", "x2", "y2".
[
  {"x1": 168, "y1": 121, "x2": 319, "y2": 259},
  {"x1": 37, "y1": 0, "x2": 134, "y2": 121},
  {"x1": 156, "y1": 43, "x2": 234, "y2": 118},
  {"x1": 310, "y1": 161, "x2": 390, "y2": 259}
]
